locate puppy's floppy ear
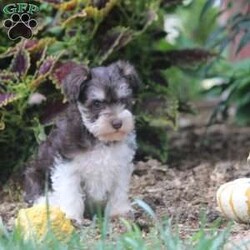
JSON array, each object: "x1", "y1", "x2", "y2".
[
  {"x1": 115, "y1": 60, "x2": 141, "y2": 91},
  {"x1": 62, "y1": 64, "x2": 90, "y2": 103}
]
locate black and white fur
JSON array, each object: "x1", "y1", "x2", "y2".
[{"x1": 24, "y1": 61, "x2": 140, "y2": 223}]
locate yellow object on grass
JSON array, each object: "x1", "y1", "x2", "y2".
[{"x1": 16, "y1": 204, "x2": 75, "y2": 241}]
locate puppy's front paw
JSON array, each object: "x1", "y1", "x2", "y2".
[
  {"x1": 65, "y1": 213, "x2": 84, "y2": 227},
  {"x1": 71, "y1": 218, "x2": 92, "y2": 228}
]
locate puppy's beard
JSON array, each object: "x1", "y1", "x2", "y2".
[{"x1": 78, "y1": 104, "x2": 134, "y2": 142}]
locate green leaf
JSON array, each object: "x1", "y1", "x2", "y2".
[
  {"x1": 132, "y1": 199, "x2": 157, "y2": 219},
  {"x1": 200, "y1": 0, "x2": 216, "y2": 20},
  {"x1": 62, "y1": 10, "x2": 87, "y2": 27},
  {"x1": 236, "y1": 31, "x2": 250, "y2": 53},
  {"x1": 99, "y1": 27, "x2": 134, "y2": 63},
  {"x1": 236, "y1": 19, "x2": 250, "y2": 31},
  {"x1": 206, "y1": 26, "x2": 226, "y2": 48}
]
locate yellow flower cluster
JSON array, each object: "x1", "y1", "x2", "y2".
[{"x1": 16, "y1": 205, "x2": 75, "y2": 241}]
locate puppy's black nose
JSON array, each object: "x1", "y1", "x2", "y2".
[{"x1": 111, "y1": 119, "x2": 122, "y2": 130}]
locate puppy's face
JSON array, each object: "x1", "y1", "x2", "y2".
[{"x1": 62, "y1": 61, "x2": 140, "y2": 142}]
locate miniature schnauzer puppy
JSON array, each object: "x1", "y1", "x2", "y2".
[{"x1": 24, "y1": 61, "x2": 140, "y2": 223}]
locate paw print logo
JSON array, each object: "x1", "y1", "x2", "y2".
[{"x1": 3, "y1": 13, "x2": 37, "y2": 40}]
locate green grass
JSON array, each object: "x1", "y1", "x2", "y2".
[
  {"x1": 0, "y1": 201, "x2": 232, "y2": 250},
  {"x1": 0, "y1": 218, "x2": 231, "y2": 250}
]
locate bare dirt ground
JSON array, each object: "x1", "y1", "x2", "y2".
[
  {"x1": 131, "y1": 101, "x2": 250, "y2": 247},
  {"x1": 1, "y1": 100, "x2": 250, "y2": 247}
]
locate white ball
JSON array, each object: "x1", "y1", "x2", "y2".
[{"x1": 216, "y1": 178, "x2": 250, "y2": 223}]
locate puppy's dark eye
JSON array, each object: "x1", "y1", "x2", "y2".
[{"x1": 92, "y1": 100, "x2": 104, "y2": 109}]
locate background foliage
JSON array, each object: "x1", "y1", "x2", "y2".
[
  {"x1": 200, "y1": 0, "x2": 250, "y2": 126},
  {"x1": 2, "y1": 0, "x2": 246, "y2": 184}
]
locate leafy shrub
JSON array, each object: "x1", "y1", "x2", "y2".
[
  {"x1": 0, "y1": 0, "x2": 213, "y2": 183},
  {"x1": 200, "y1": 0, "x2": 250, "y2": 125}
]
